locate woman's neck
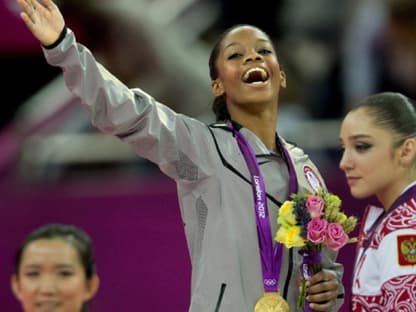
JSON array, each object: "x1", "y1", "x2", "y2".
[
  {"x1": 231, "y1": 112, "x2": 278, "y2": 152},
  {"x1": 378, "y1": 178, "x2": 416, "y2": 210}
]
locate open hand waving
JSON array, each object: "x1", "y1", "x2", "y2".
[{"x1": 16, "y1": 0, "x2": 65, "y2": 46}]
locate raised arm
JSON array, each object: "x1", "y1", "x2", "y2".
[
  {"x1": 15, "y1": 0, "x2": 215, "y2": 183},
  {"x1": 16, "y1": 0, "x2": 64, "y2": 46}
]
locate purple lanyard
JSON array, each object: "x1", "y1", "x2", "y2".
[{"x1": 229, "y1": 122, "x2": 297, "y2": 293}]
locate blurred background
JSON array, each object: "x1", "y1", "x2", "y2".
[{"x1": 1, "y1": 0, "x2": 415, "y2": 310}]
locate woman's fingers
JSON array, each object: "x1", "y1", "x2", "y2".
[
  {"x1": 309, "y1": 298, "x2": 337, "y2": 311},
  {"x1": 17, "y1": 0, "x2": 37, "y2": 24},
  {"x1": 41, "y1": 0, "x2": 56, "y2": 12},
  {"x1": 305, "y1": 271, "x2": 338, "y2": 311},
  {"x1": 16, "y1": 0, "x2": 65, "y2": 45},
  {"x1": 16, "y1": 0, "x2": 30, "y2": 16}
]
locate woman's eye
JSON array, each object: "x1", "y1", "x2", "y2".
[
  {"x1": 24, "y1": 271, "x2": 40, "y2": 278},
  {"x1": 258, "y1": 48, "x2": 272, "y2": 55},
  {"x1": 355, "y1": 143, "x2": 371, "y2": 152},
  {"x1": 58, "y1": 270, "x2": 74, "y2": 277},
  {"x1": 227, "y1": 52, "x2": 241, "y2": 60}
]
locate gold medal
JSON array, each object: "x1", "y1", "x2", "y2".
[{"x1": 254, "y1": 292, "x2": 290, "y2": 312}]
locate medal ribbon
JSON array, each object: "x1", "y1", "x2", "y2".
[{"x1": 229, "y1": 121, "x2": 290, "y2": 293}]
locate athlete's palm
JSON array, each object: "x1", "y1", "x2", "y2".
[{"x1": 16, "y1": 0, "x2": 65, "y2": 46}]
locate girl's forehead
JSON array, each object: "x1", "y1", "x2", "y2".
[
  {"x1": 346, "y1": 108, "x2": 374, "y2": 125},
  {"x1": 222, "y1": 26, "x2": 270, "y2": 45},
  {"x1": 22, "y1": 238, "x2": 78, "y2": 262},
  {"x1": 341, "y1": 109, "x2": 372, "y2": 134},
  {"x1": 342, "y1": 108, "x2": 394, "y2": 139}
]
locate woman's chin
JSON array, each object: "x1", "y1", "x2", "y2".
[{"x1": 350, "y1": 188, "x2": 371, "y2": 200}]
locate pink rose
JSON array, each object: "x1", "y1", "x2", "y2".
[
  {"x1": 306, "y1": 195, "x2": 325, "y2": 218},
  {"x1": 307, "y1": 218, "x2": 328, "y2": 244},
  {"x1": 324, "y1": 223, "x2": 348, "y2": 251}
]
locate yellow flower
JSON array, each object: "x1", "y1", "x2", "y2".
[
  {"x1": 286, "y1": 226, "x2": 305, "y2": 247},
  {"x1": 277, "y1": 201, "x2": 297, "y2": 226},
  {"x1": 275, "y1": 226, "x2": 305, "y2": 248},
  {"x1": 275, "y1": 227, "x2": 287, "y2": 244}
]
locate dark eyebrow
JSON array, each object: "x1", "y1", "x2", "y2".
[
  {"x1": 345, "y1": 134, "x2": 373, "y2": 143},
  {"x1": 350, "y1": 134, "x2": 372, "y2": 140},
  {"x1": 224, "y1": 42, "x2": 239, "y2": 49},
  {"x1": 339, "y1": 134, "x2": 372, "y2": 144},
  {"x1": 55, "y1": 264, "x2": 74, "y2": 269},
  {"x1": 22, "y1": 264, "x2": 41, "y2": 270}
]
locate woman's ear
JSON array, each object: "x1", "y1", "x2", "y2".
[
  {"x1": 211, "y1": 79, "x2": 224, "y2": 97},
  {"x1": 280, "y1": 71, "x2": 287, "y2": 88},
  {"x1": 11, "y1": 275, "x2": 23, "y2": 302},
  {"x1": 399, "y1": 138, "x2": 416, "y2": 166},
  {"x1": 83, "y1": 275, "x2": 100, "y2": 301}
]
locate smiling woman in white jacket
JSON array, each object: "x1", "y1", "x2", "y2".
[{"x1": 15, "y1": 0, "x2": 345, "y2": 311}]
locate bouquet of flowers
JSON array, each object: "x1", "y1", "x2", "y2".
[{"x1": 275, "y1": 190, "x2": 357, "y2": 311}]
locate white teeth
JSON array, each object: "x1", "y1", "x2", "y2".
[{"x1": 243, "y1": 67, "x2": 268, "y2": 83}]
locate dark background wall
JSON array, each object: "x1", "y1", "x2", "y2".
[{"x1": 0, "y1": 174, "x2": 191, "y2": 311}]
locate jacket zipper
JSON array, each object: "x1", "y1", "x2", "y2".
[{"x1": 214, "y1": 283, "x2": 227, "y2": 312}]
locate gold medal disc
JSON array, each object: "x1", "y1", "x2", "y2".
[{"x1": 254, "y1": 292, "x2": 290, "y2": 312}]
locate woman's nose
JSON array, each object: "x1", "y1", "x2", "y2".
[
  {"x1": 244, "y1": 51, "x2": 262, "y2": 63},
  {"x1": 339, "y1": 150, "x2": 352, "y2": 171},
  {"x1": 38, "y1": 276, "x2": 57, "y2": 294}
]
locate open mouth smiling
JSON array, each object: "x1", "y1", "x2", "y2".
[{"x1": 242, "y1": 67, "x2": 269, "y2": 84}]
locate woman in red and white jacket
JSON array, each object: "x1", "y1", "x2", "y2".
[{"x1": 340, "y1": 92, "x2": 416, "y2": 312}]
